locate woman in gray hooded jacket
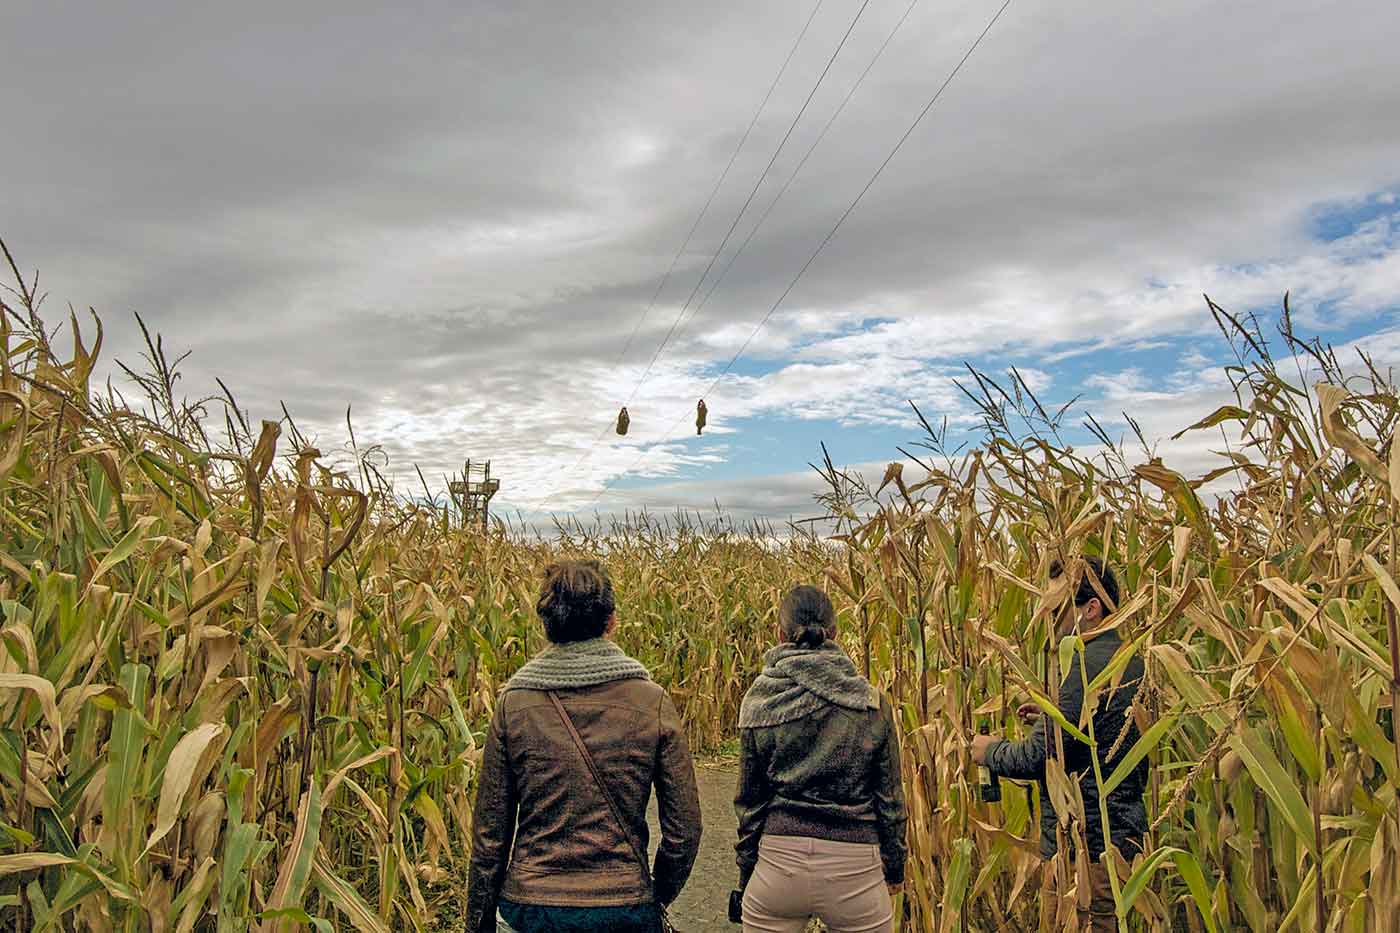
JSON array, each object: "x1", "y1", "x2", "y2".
[{"x1": 733, "y1": 585, "x2": 907, "y2": 933}]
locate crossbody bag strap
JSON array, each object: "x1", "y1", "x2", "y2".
[{"x1": 546, "y1": 691, "x2": 654, "y2": 888}]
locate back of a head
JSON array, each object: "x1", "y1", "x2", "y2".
[
  {"x1": 536, "y1": 559, "x2": 615, "y2": 643},
  {"x1": 779, "y1": 585, "x2": 836, "y2": 649},
  {"x1": 1049, "y1": 555, "x2": 1119, "y2": 613}
]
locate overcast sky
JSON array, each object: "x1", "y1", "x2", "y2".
[{"x1": 4, "y1": 0, "x2": 1398, "y2": 524}]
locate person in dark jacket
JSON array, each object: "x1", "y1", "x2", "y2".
[
  {"x1": 734, "y1": 585, "x2": 907, "y2": 933},
  {"x1": 464, "y1": 560, "x2": 703, "y2": 933},
  {"x1": 971, "y1": 557, "x2": 1148, "y2": 933}
]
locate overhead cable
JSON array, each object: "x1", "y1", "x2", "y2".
[
  {"x1": 621, "y1": 0, "x2": 877, "y2": 409},
  {"x1": 583, "y1": 0, "x2": 1016, "y2": 512},
  {"x1": 675, "y1": 0, "x2": 925, "y2": 346},
  {"x1": 561, "y1": 0, "x2": 828, "y2": 480}
]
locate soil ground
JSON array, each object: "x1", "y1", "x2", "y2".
[{"x1": 646, "y1": 760, "x2": 741, "y2": 928}]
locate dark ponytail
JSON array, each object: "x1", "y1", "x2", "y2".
[{"x1": 779, "y1": 585, "x2": 836, "y2": 648}]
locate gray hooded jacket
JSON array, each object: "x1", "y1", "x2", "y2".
[{"x1": 734, "y1": 643, "x2": 907, "y2": 888}]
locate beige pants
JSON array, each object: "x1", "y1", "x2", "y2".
[{"x1": 742, "y1": 835, "x2": 893, "y2": 933}]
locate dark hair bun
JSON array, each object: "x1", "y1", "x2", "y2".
[
  {"x1": 779, "y1": 585, "x2": 835, "y2": 648},
  {"x1": 536, "y1": 560, "x2": 615, "y2": 643}
]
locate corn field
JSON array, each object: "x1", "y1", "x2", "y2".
[
  {"x1": 1, "y1": 242, "x2": 1398, "y2": 932},
  {"x1": 815, "y1": 302, "x2": 1400, "y2": 932}
]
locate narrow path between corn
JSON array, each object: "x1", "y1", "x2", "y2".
[{"x1": 647, "y1": 762, "x2": 740, "y2": 929}]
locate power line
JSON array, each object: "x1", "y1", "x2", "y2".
[
  {"x1": 560, "y1": 0, "x2": 827, "y2": 480},
  {"x1": 610, "y1": 0, "x2": 827, "y2": 373},
  {"x1": 583, "y1": 0, "x2": 1016, "y2": 512},
  {"x1": 676, "y1": 0, "x2": 924, "y2": 347},
  {"x1": 564, "y1": 0, "x2": 875, "y2": 492},
  {"x1": 622, "y1": 0, "x2": 876, "y2": 410},
  {"x1": 709, "y1": 0, "x2": 1015, "y2": 383}
]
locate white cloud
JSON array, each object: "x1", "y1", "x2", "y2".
[{"x1": 4, "y1": 0, "x2": 1399, "y2": 523}]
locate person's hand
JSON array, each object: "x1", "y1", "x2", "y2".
[
  {"x1": 887, "y1": 880, "x2": 903, "y2": 897},
  {"x1": 1017, "y1": 701, "x2": 1041, "y2": 724},
  {"x1": 970, "y1": 733, "x2": 998, "y2": 765}
]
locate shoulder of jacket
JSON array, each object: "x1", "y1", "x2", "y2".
[
  {"x1": 1084, "y1": 631, "x2": 1127, "y2": 665},
  {"x1": 593, "y1": 677, "x2": 669, "y2": 707},
  {"x1": 495, "y1": 688, "x2": 547, "y2": 715}
]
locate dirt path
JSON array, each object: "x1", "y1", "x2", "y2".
[{"x1": 647, "y1": 762, "x2": 741, "y2": 928}]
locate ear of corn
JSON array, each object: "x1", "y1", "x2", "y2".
[{"x1": 0, "y1": 250, "x2": 1397, "y2": 931}]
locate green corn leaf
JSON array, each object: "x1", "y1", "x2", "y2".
[
  {"x1": 1169, "y1": 849, "x2": 1218, "y2": 933},
  {"x1": 1118, "y1": 846, "x2": 1177, "y2": 920},
  {"x1": 103, "y1": 662, "x2": 150, "y2": 864},
  {"x1": 84, "y1": 515, "x2": 158, "y2": 595},
  {"x1": 262, "y1": 779, "x2": 324, "y2": 933},
  {"x1": 1229, "y1": 728, "x2": 1317, "y2": 856},
  {"x1": 938, "y1": 837, "x2": 975, "y2": 933},
  {"x1": 1024, "y1": 689, "x2": 1090, "y2": 745},
  {"x1": 1086, "y1": 634, "x2": 1142, "y2": 695},
  {"x1": 1103, "y1": 708, "x2": 1180, "y2": 795},
  {"x1": 312, "y1": 856, "x2": 392, "y2": 933}
]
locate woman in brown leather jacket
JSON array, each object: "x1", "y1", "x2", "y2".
[
  {"x1": 465, "y1": 560, "x2": 703, "y2": 933},
  {"x1": 734, "y1": 585, "x2": 907, "y2": 933}
]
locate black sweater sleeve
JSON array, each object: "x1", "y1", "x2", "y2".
[
  {"x1": 986, "y1": 654, "x2": 1087, "y2": 780},
  {"x1": 872, "y1": 696, "x2": 908, "y2": 884},
  {"x1": 733, "y1": 728, "x2": 771, "y2": 890}
]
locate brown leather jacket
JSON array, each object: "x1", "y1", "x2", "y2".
[{"x1": 464, "y1": 678, "x2": 702, "y2": 932}]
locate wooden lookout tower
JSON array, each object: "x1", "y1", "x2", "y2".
[{"x1": 448, "y1": 459, "x2": 501, "y2": 530}]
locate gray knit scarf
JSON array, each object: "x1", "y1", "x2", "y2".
[
  {"x1": 738, "y1": 642, "x2": 877, "y2": 728},
  {"x1": 501, "y1": 637, "x2": 651, "y2": 692}
]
